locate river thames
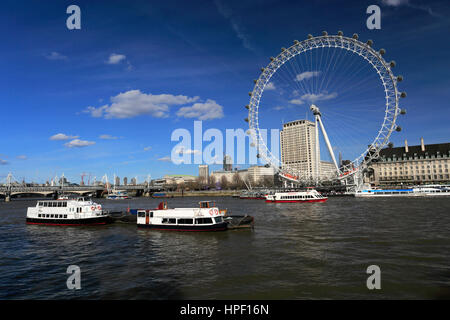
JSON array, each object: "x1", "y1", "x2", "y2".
[{"x1": 0, "y1": 196, "x2": 449, "y2": 299}]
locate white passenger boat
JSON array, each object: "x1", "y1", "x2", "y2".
[
  {"x1": 26, "y1": 197, "x2": 112, "y2": 226},
  {"x1": 106, "y1": 189, "x2": 131, "y2": 200},
  {"x1": 355, "y1": 185, "x2": 450, "y2": 197},
  {"x1": 265, "y1": 189, "x2": 327, "y2": 203},
  {"x1": 136, "y1": 201, "x2": 228, "y2": 231}
]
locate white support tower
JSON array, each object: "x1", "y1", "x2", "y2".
[{"x1": 310, "y1": 105, "x2": 340, "y2": 179}]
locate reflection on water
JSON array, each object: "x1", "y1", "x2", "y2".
[{"x1": 0, "y1": 197, "x2": 449, "y2": 299}]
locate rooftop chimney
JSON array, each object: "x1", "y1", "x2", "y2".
[
  {"x1": 420, "y1": 137, "x2": 425, "y2": 152},
  {"x1": 404, "y1": 139, "x2": 409, "y2": 153}
]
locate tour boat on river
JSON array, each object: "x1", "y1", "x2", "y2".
[
  {"x1": 106, "y1": 189, "x2": 131, "y2": 200},
  {"x1": 355, "y1": 185, "x2": 450, "y2": 197},
  {"x1": 239, "y1": 190, "x2": 266, "y2": 200},
  {"x1": 136, "y1": 201, "x2": 228, "y2": 231},
  {"x1": 265, "y1": 189, "x2": 328, "y2": 203},
  {"x1": 26, "y1": 197, "x2": 112, "y2": 226}
]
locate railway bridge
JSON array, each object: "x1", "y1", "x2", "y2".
[{"x1": 0, "y1": 185, "x2": 166, "y2": 202}]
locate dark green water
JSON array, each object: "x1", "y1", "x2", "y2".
[{"x1": 0, "y1": 196, "x2": 449, "y2": 299}]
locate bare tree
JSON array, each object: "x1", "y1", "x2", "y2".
[
  {"x1": 262, "y1": 176, "x2": 274, "y2": 188},
  {"x1": 232, "y1": 172, "x2": 243, "y2": 189},
  {"x1": 209, "y1": 175, "x2": 217, "y2": 189},
  {"x1": 220, "y1": 176, "x2": 229, "y2": 190}
]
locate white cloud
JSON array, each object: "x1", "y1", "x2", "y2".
[
  {"x1": 289, "y1": 99, "x2": 304, "y2": 105},
  {"x1": 84, "y1": 90, "x2": 199, "y2": 119},
  {"x1": 106, "y1": 53, "x2": 126, "y2": 64},
  {"x1": 295, "y1": 71, "x2": 321, "y2": 82},
  {"x1": 214, "y1": 0, "x2": 255, "y2": 52},
  {"x1": 301, "y1": 92, "x2": 337, "y2": 102},
  {"x1": 99, "y1": 134, "x2": 118, "y2": 140},
  {"x1": 176, "y1": 99, "x2": 224, "y2": 120},
  {"x1": 175, "y1": 147, "x2": 200, "y2": 155},
  {"x1": 45, "y1": 52, "x2": 67, "y2": 60},
  {"x1": 50, "y1": 133, "x2": 79, "y2": 141},
  {"x1": 382, "y1": 0, "x2": 409, "y2": 6},
  {"x1": 273, "y1": 106, "x2": 286, "y2": 111},
  {"x1": 381, "y1": 0, "x2": 438, "y2": 16},
  {"x1": 64, "y1": 139, "x2": 96, "y2": 148},
  {"x1": 0, "y1": 159, "x2": 8, "y2": 165},
  {"x1": 143, "y1": 146, "x2": 152, "y2": 151},
  {"x1": 16, "y1": 155, "x2": 27, "y2": 160},
  {"x1": 265, "y1": 82, "x2": 276, "y2": 90},
  {"x1": 157, "y1": 156, "x2": 172, "y2": 162}
]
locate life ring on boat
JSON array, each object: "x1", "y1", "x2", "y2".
[
  {"x1": 91, "y1": 206, "x2": 95, "y2": 210},
  {"x1": 209, "y1": 209, "x2": 214, "y2": 216},
  {"x1": 97, "y1": 206, "x2": 101, "y2": 210}
]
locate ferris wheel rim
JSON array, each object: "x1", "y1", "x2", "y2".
[{"x1": 247, "y1": 33, "x2": 401, "y2": 182}]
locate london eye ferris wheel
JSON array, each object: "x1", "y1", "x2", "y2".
[{"x1": 245, "y1": 31, "x2": 407, "y2": 186}]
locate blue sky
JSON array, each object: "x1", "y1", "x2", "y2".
[{"x1": 1, "y1": 0, "x2": 449, "y2": 183}]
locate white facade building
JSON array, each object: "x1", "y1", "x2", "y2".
[{"x1": 280, "y1": 119, "x2": 336, "y2": 180}]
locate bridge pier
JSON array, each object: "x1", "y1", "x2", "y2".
[{"x1": 5, "y1": 194, "x2": 11, "y2": 202}]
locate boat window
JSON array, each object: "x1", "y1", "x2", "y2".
[
  {"x1": 38, "y1": 202, "x2": 42, "y2": 207},
  {"x1": 178, "y1": 218, "x2": 193, "y2": 224},
  {"x1": 58, "y1": 202, "x2": 62, "y2": 207},
  {"x1": 46, "y1": 214, "x2": 49, "y2": 218},
  {"x1": 150, "y1": 212, "x2": 154, "y2": 218},
  {"x1": 50, "y1": 214, "x2": 54, "y2": 218},
  {"x1": 162, "y1": 218, "x2": 176, "y2": 224},
  {"x1": 137, "y1": 212, "x2": 146, "y2": 218},
  {"x1": 196, "y1": 218, "x2": 213, "y2": 224},
  {"x1": 63, "y1": 202, "x2": 67, "y2": 207},
  {"x1": 64, "y1": 215, "x2": 67, "y2": 218},
  {"x1": 214, "y1": 217, "x2": 223, "y2": 223},
  {"x1": 38, "y1": 214, "x2": 41, "y2": 218}
]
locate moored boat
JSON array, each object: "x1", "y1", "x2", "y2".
[
  {"x1": 137, "y1": 201, "x2": 228, "y2": 231},
  {"x1": 106, "y1": 189, "x2": 131, "y2": 200},
  {"x1": 355, "y1": 184, "x2": 450, "y2": 197},
  {"x1": 265, "y1": 189, "x2": 327, "y2": 203},
  {"x1": 26, "y1": 197, "x2": 112, "y2": 226},
  {"x1": 239, "y1": 190, "x2": 266, "y2": 200}
]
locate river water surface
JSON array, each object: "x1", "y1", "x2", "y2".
[{"x1": 0, "y1": 196, "x2": 449, "y2": 299}]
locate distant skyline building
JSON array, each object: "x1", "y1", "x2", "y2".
[
  {"x1": 115, "y1": 176, "x2": 120, "y2": 186},
  {"x1": 130, "y1": 177, "x2": 137, "y2": 185},
  {"x1": 123, "y1": 177, "x2": 128, "y2": 185},
  {"x1": 248, "y1": 166, "x2": 275, "y2": 184},
  {"x1": 198, "y1": 165, "x2": 209, "y2": 184},
  {"x1": 223, "y1": 155, "x2": 233, "y2": 171}
]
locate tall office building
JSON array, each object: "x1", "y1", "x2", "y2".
[
  {"x1": 280, "y1": 120, "x2": 318, "y2": 179},
  {"x1": 123, "y1": 177, "x2": 128, "y2": 186},
  {"x1": 223, "y1": 155, "x2": 233, "y2": 171},
  {"x1": 280, "y1": 119, "x2": 335, "y2": 180},
  {"x1": 198, "y1": 164, "x2": 209, "y2": 183}
]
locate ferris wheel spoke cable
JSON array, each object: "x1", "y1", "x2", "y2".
[
  {"x1": 287, "y1": 56, "x2": 311, "y2": 96},
  {"x1": 316, "y1": 46, "x2": 340, "y2": 95},
  {"x1": 320, "y1": 46, "x2": 353, "y2": 97},
  {"x1": 330, "y1": 59, "x2": 379, "y2": 99}
]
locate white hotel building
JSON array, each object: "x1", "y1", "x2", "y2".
[{"x1": 280, "y1": 119, "x2": 335, "y2": 180}]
